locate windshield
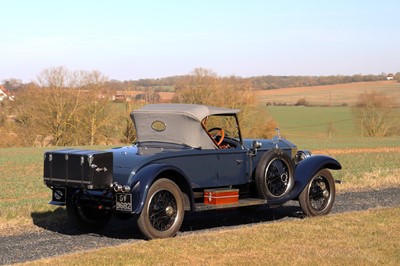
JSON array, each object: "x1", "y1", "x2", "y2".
[{"x1": 202, "y1": 114, "x2": 241, "y2": 140}]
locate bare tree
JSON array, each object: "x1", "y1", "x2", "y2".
[
  {"x1": 173, "y1": 68, "x2": 220, "y2": 105},
  {"x1": 78, "y1": 70, "x2": 116, "y2": 145},
  {"x1": 12, "y1": 67, "x2": 134, "y2": 146},
  {"x1": 15, "y1": 87, "x2": 81, "y2": 146},
  {"x1": 353, "y1": 91, "x2": 398, "y2": 137},
  {"x1": 173, "y1": 68, "x2": 277, "y2": 138}
]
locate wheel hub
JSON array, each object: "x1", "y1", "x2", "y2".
[
  {"x1": 322, "y1": 190, "x2": 329, "y2": 199},
  {"x1": 165, "y1": 206, "x2": 174, "y2": 217},
  {"x1": 280, "y1": 173, "x2": 288, "y2": 184}
]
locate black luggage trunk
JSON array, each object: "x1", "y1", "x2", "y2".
[{"x1": 43, "y1": 149, "x2": 113, "y2": 189}]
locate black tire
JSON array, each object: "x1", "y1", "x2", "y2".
[
  {"x1": 255, "y1": 149, "x2": 295, "y2": 199},
  {"x1": 299, "y1": 169, "x2": 335, "y2": 216},
  {"x1": 137, "y1": 178, "x2": 184, "y2": 240},
  {"x1": 66, "y1": 202, "x2": 111, "y2": 233}
]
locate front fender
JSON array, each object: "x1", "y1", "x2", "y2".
[
  {"x1": 128, "y1": 163, "x2": 192, "y2": 214},
  {"x1": 292, "y1": 155, "x2": 341, "y2": 194},
  {"x1": 267, "y1": 155, "x2": 341, "y2": 205}
]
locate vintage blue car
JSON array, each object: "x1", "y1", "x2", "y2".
[{"x1": 43, "y1": 104, "x2": 341, "y2": 239}]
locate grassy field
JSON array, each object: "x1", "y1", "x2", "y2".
[
  {"x1": 267, "y1": 106, "x2": 356, "y2": 138},
  {"x1": 266, "y1": 106, "x2": 400, "y2": 140}
]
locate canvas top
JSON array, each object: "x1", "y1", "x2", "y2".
[{"x1": 131, "y1": 104, "x2": 240, "y2": 149}]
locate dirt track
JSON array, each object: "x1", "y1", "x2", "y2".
[{"x1": 1, "y1": 187, "x2": 400, "y2": 265}]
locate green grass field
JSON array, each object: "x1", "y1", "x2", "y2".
[
  {"x1": 267, "y1": 106, "x2": 356, "y2": 138},
  {"x1": 266, "y1": 106, "x2": 400, "y2": 142}
]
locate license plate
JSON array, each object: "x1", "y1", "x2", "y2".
[{"x1": 116, "y1": 193, "x2": 132, "y2": 212}]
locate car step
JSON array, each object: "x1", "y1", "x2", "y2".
[{"x1": 195, "y1": 198, "x2": 268, "y2": 211}]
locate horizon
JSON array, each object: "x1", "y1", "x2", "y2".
[
  {"x1": 1, "y1": 0, "x2": 399, "y2": 82},
  {"x1": 1, "y1": 70, "x2": 394, "y2": 85}
]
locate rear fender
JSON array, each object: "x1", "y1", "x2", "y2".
[
  {"x1": 267, "y1": 155, "x2": 341, "y2": 205},
  {"x1": 128, "y1": 164, "x2": 193, "y2": 214}
]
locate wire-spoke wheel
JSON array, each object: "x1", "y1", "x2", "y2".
[
  {"x1": 299, "y1": 169, "x2": 335, "y2": 216},
  {"x1": 255, "y1": 149, "x2": 294, "y2": 199},
  {"x1": 138, "y1": 178, "x2": 184, "y2": 240}
]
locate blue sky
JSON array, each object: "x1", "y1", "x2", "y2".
[{"x1": 1, "y1": 0, "x2": 399, "y2": 82}]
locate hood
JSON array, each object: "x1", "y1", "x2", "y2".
[{"x1": 243, "y1": 138, "x2": 297, "y2": 152}]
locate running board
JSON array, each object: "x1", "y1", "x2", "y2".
[{"x1": 195, "y1": 198, "x2": 268, "y2": 211}]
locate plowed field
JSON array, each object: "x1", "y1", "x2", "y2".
[{"x1": 258, "y1": 80, "x2": 400, "y2": 106}]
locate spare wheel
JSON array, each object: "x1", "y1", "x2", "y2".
[{"x1": 255, "y1": 149, "x2": 295, "y2": 199}]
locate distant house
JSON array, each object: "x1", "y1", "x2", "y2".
[
  {"x1": 0, "y1": 85, "x2": 14, "y2": 101},
  {"x1": 386, "y1": 73, "x2": 395, "y2": 80}
]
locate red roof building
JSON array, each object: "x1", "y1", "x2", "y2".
[{"x1": 0, "y1": 85, "x2": 13, "y2": 101}]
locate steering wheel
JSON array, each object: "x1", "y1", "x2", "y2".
[{"x1": 208, "y1": 127, "x2": 225, "y2": 146}]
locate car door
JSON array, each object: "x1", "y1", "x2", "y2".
[{"x1": 216, "y1": 148, "x2": 250, "y2": 186}]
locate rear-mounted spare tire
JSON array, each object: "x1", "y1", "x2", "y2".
[{"x1": 255, "y1": 149, "x2": 295, "y2": 199}]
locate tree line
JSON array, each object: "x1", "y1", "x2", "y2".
[
  {"x1": 96, "y1": 73, "x2": 398, "y2": 91},
  {"x1": 4, "y1": 72, "x2": 399, "y2": 93}
]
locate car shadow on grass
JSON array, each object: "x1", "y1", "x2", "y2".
[{"x1": 31, "y1": 202, "x2": 303, "y2": 240}]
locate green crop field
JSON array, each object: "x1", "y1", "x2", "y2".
[
  {"x1": 267, "y1": 106, "x2": 356, "y2": 138},
  {"x1": 266, "y1": 106, "x2": 400, "y2": 141}
]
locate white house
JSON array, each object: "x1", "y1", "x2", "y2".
[{"x1": 386, "y1": 73, "x2": 395, "y2": 80}]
